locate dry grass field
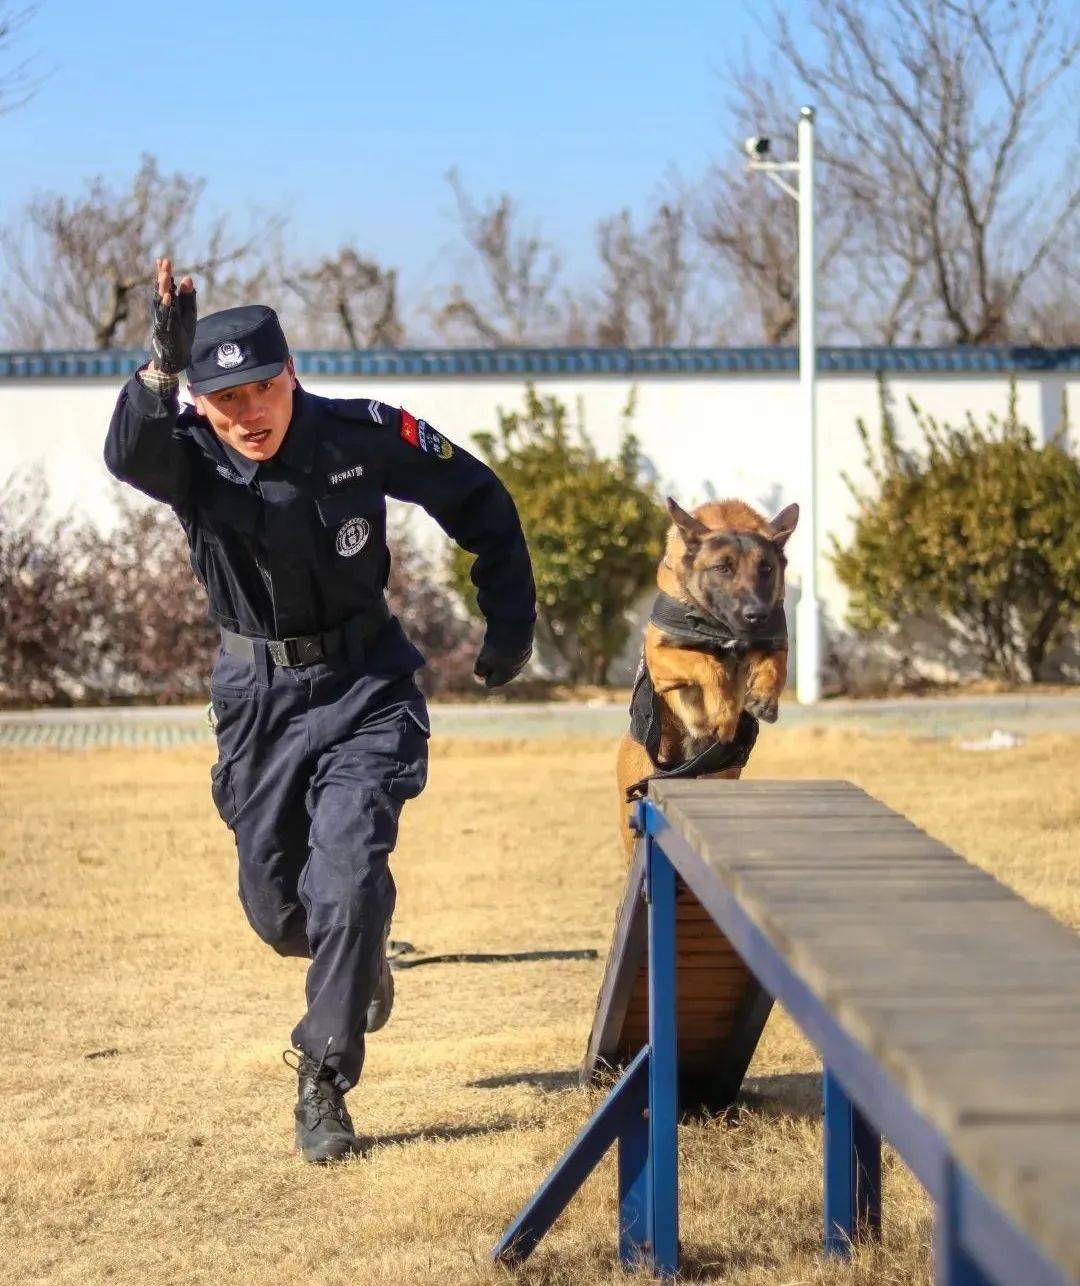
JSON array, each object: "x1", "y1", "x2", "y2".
[{"x1": 2, "y1": 727, "x2": 1077, "y2": 1286}]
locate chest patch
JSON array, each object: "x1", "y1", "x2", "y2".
[
  {"x1": 328, "y1": 464, "x2": 364, "y2": 489},
  {"x1": 335, "y1": 516, "x2": 371, "y2": 557},
  {"x1": 216, "y1": 463, "x2": 245, "y2": 485}
]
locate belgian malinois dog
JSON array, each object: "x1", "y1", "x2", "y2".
[{"x1": 615, "y1": 497, "x2": 799, "y2": 856}]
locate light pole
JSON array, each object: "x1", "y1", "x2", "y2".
[{"x1": 745, "y1": 105, "x2": 821, "y2": 703}]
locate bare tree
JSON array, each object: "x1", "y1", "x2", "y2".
[
  {"x1": 697, "y1": 73, "x2": 861, "y2": 345},
  {"x1": 594, "y1": 198, "x2": 702, "y2": 346},
  {"x1": 1, "y1": 154, "x2": 276, "y2": 349},
  {"x1": 1010, "y1": 236, "x2": 1080, "y2": 345},
  {"x1": 0, "y1": 3, "x2": 38, "y2": 115},
  {"x1": 699, "y1": 169, "x2": 800, "y2": 345},
  {"x1": 285, "y1": 246, "x2": 403, "y2": 348},
  {"x1": 433, "y1": 169, "x2": 564, "y2": 345},
  {"x1": 752, "y1": 0, "x2": 1080, "y2": 345}
]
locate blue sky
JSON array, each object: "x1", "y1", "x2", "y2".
[{"x1": 1, "y1": 0, "x2": 794, "y2": 304}]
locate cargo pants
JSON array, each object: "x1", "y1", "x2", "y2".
[{"x1": 208, "y1": 638, "x2": 429, "y2": 1090}]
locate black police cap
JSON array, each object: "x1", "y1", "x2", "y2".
[{"x1": 187, "y1": 304, "x2": 289, "y2": 395}]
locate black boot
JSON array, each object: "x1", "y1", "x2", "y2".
[{"x1": 283, "y1": 1046, "x2": 364, "y2": 1163}]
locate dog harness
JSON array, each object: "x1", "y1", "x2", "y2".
[{"x1": 624, "y1": 592, "x2": 787, "y2": 803}]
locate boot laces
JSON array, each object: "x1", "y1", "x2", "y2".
[{"x1": 282, "y1": 1038, "x2": 350, "y2": 1127}]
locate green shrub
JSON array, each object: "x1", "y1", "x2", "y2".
[
  {"x1": 831, "y1": 382, "x2": 1080, "y2": 682},
  {"x1": 449, "y1": 387, "x2": 668, "y2": 684}
]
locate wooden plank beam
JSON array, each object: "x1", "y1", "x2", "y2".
[{"x1": 647, "y1": 778, "x2": 1080, "y2": 1283}]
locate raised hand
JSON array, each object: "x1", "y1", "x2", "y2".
[{"x1": 149, "y1": 256, "x2": 197, "y2": 375}]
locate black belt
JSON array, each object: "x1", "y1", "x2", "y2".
[{"x1": 220, "y1": 598, "x2": 391, "y2": 669}]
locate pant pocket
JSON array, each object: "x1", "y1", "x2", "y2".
[
  {"x1": 390, "y1": 703, "x2": 430, "y2": 800},
  {"x1": 402, "y1": 704, "x2": 430, "y2": 736},
  {"x1": 210, "y1": 759, "x2": 238, "y2": 828}
]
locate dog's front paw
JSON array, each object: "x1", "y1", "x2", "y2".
[{"x1": 745, "y1": 693, "x2": 779, "y2": 723}]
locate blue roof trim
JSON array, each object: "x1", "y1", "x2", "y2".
[{"x1": 1, "y1": 345, "x2": 1077, "y2": 379}]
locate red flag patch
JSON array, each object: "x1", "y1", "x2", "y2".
[{"x1": 400, "y1": 408, "x2": 420, "y2": 449}]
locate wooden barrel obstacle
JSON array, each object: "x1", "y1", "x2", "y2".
[{"x1": 493, "y1": 779, "x2": 1080, "y2": 1285}]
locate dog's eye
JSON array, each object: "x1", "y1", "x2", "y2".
[
  {"x1": 758, "y1": 563, "x2": 774, "y2": 577},
  {"x1": 715, "y1": 562, "x2": 734, "y2": 576}
]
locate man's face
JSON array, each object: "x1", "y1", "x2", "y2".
[{"x1": 192, "y1": 357, "x2": 297, "y2": 461}]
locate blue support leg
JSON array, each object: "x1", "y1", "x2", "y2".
[
  {"x1": 618, "y1": 1100, "x2": 649, "y2": 1265},
  {"x1": 646, "y1": 833, "x2": 680, "y2": 1276},
  {"x1": 824, "y1": 1066, "x2": 882, "y2": 1255},
  {"x1": 493, "y1": 1046, "x2": 651, "y2": 1265},
  {"x1": 934, "y1": 1163, "x2": 995, "y2": 1286}
]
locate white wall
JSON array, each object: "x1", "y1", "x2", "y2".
[{"x1": 1, "y1": 368, "x2": 1075, "y2": 632}]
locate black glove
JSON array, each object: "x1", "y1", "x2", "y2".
[
  {"x1": 474, "y1": 642, "x2": 532, "y2": 689},
  {"x1": 149, "y1": 277, "x2": 197, "y2": 375}
]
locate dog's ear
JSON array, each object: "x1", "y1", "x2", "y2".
[
  {"x1": 666, "y1": 497, "x2": 710, "y2": 544},
  {"x1": 769, "y1": 502, "x2": 800, "y2": 549}
]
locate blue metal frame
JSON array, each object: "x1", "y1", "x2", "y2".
[
  {"x1": 617, "y1": 1093, "x2": 649, "y2": 1264},
  {"x1": 492, "y1": 799, "x2": 1070, "y2": 1284},
  {"x1": 645, "y1": 826, "x2": 680, "y2": 1274},
  {"x1": 491, "y1": 1045, "x2": 651, "y2": 1265},
  {"x1": 950, "y1": 1163, "x2": 1066, "y2": 1286},
  {"x1": 936, "y1": 1160, "x2": 997, "y2": 1286},
  {"x1": 824, "y1": 1067, "x2": 881, "y2": 1254},
  {"x1": 647, "y1": 803, "x2": 1070, "y2": 1286},
  {"x1": 492, "y1": 803, "x2": 680, "y2": 1276}
]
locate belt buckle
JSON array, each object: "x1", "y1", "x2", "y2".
[{"x1": 273, "y1": 634, "x2": 323, "y2": 667}]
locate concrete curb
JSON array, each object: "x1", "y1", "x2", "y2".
[{"x1": 1, "y1": 695, "x2": 1077, "y2": 749}]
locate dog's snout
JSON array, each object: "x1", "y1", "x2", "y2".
[{"x1": 742, "y1": 605, "x2": 769, "y2": 629}]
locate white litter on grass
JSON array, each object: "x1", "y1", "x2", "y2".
[{"x1": 958, "y1": 728, "x2": 1026, "y2": 752}]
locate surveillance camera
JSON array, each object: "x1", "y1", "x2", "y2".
[{"x1": 744, "y1": 136, "x2": 770, "y2": 159}]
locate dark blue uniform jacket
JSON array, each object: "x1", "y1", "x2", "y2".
[{"x1": 104, "y1": 376, "x2": 535, "y2": 661}]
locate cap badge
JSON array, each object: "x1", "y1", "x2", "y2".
[{"x1": 216, "y1": 342, "x2": 244, "y2": 369}]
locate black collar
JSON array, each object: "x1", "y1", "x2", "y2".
[
  {"x1": 276, "y1": 384, "x2": 317, "y2": 473},
  {"x1": 220, "y1": 439, "x2": 259, "y2": 483},
  {"x1": 649, "y1": 591, "x2": 787, "y2": 655}
]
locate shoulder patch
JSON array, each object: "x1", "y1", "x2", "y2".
[
  {"x1": 419, "y1": 420, "x2": 454, "y2": 459},
  {"x1": 400, "y1": 408, "x2": 420, "y2": 448},
  {"x1": 326, "y1": 397, "x2": 390, "y2": 425},
  {"x1": 400, "y1": 408, "x2": 454, "y2": 459}
]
